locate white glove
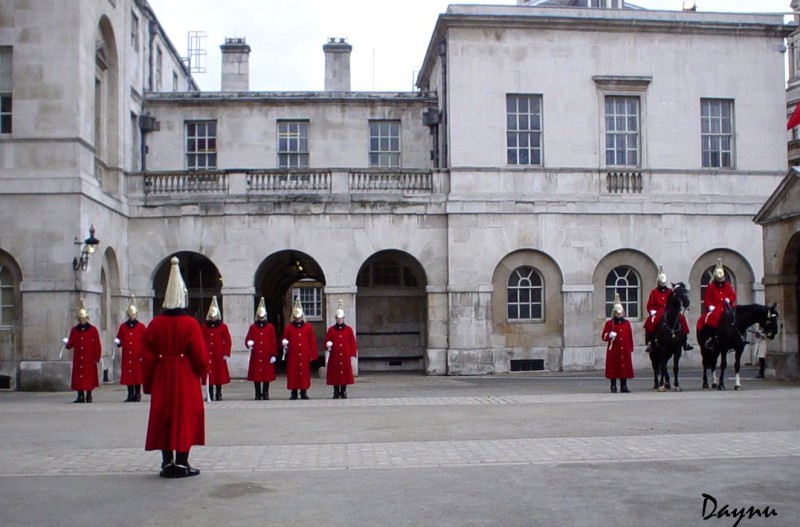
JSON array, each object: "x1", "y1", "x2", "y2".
[
  {"x1": 708, "y1": 305, "x2": 716, "y2": 312},
  {"x1": 326, "y1": 341, "x2": 333, "y2": 350},
  {"x1": 270, "y1": 356, "x2": 276, "y2": 364},
  {"x1": 223, "y1": 355, "x2": 229, "y2": 362},
  {"x1": 281, "y1": 339, "x2": 289, "y2": 347},
  {"x1": 247, "y1": 340, "x2": 254, "y2": 348},
  {"x1": 724, "y1": 298, "x2": 730, "y2": 304},
  {"x1": 649, "y1": 310, "x2": 656, "y2": 317},
  {"x1": 609, "y1": 331, "x2": 617, "y2": 339},
  {"x1": 114, "y1": 337, "x2": 121, "y2": 346},
  {"x1": 62, "y1": 337, "x2": 68, "y2": 345}
]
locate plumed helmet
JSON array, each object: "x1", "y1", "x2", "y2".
[
  {"x1": 656, "y1": 265, "x2": 667, "y2": 287},
  {"x1": 292, "y1": 296, "x2": 304, "y2": 321},
  {"x1": 713, "y1": 258, "x2": 725, "y2": 282},
  {"x1": 77, "y1": 298, "x2": 89, "y2": 321},
  {"x1": 163, "y1": 257, "x2": 188, "y2": 309},
  {"x1": 255, "y1": 297, "x2": 267, "y2": 320},
  {"x1": 206, "y1": 295, "x2": 221, "y2": 321},
  {"x1": 334, "y1": 300, "x2": 345, "y2": 320},
  {"x1": 612, "y1": 292, "x2": 624, "y2": 317},
  {"x1": 127, "y1": 295, "x2": 138, "y2": 317}
]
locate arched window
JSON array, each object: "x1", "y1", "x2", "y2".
[
  {"x1": 0, "y1": 265, "x2": 15, "y2": 328},
  {"x1": 507, "y1": 266, "x2": 544, "y2": 321},
  {"x1": 605, "y1": 265, "x2": 640, "y2": 319},
  {"x1": 700, "y1": 265, "x2": 736, "y2": 313}
]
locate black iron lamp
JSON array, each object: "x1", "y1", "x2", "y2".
[{"x1": 72, "y1": 225, "x2": 100, "y2": 271}]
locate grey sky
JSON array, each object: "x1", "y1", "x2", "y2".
[{"x1": 146, "y1": 0, "x2": 794, "y2": 92}]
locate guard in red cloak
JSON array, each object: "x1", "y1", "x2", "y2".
[
  {"x1": 114, "y1": 296, "x2": 146, "y2": 402},
  {"x1": 281, "y1": 297, "x2": 317, "y2": 400},
  {"x1": 202, "y1": 295, "x2": 231, "y2": 401},
  {"x1": 324, "y1": 301, "x2": 357, "y2": 399},
  {"x1": 142, "y1": 256, "x2": 209, "y2": 478},
  {"x1": 697, "y1": 259, "x2": 737, "y2": 349},
  {"x1": 601, "y1": 293, "x2": 635, "y2": 393},
  {"x1": 245, "y1": 297, "x2": 277, "y2": 400},
  {"x1": 643, "y1": 267, "x2": 692, "y2": 352},
  {"x1": 63, "y1": 299, "x2": 101, "y2": 403}
]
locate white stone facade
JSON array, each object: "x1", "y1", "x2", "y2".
[{"x1": 0, "y1": 1, "x2": 794, "y2": 390}]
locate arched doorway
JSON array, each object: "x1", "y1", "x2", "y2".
[
  {"x1": 254, "y1": 251, "x2": 326, "y2": 366},
  {"x1": 152, "y1": 252, "x2": 222, "y2": 321},
  {"x1": 356, "y1": 250, "x2": 427, "y2": 371},
  {"x1": 0, "y1": 250, "x2": 22, "y2": 390}
]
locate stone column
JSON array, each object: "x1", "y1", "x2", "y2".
[
  {"x1": 764, "y1": 274, "x2": 798, "y2": 379},
  {"x1": 425, "y1": 286, "x2": 448, "y2": 375},
  {"x1": 446, "y1": 286, "x2": 494, "y2": 375},
  {"x1": 221, "y1": 286, "x2": 254, "y2": 378}
]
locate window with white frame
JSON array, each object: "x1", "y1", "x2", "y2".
[
  {"x1": 605, "y1": 96, "x2": 640, "y2": 167},
  {"x1": 701, "y1": 98, "x2": 734, "y2": 169},
  {"x1": 291, "y1": 286, "x2": 322, "y2": 320},
  {"x1": 369, "y1": 120, "x2": 400, "y2": 167},
  {"x1": 278, "y1": 121, "x2": 309, "y2": 168},
  {"x1": 185, "y1": 121, "x2": 217, "y2": 170},
  {"x1": 507, "y1": 266, "x2": 544, "y2": 321},
  {"x1": 131, "y1": 12, "x2": 139, "y2": 51},
  {"x1": 506, "y1": 94, "x2": 543, "y2": 166},
  {"x1": 0, "y1": 47, "x2": 12, "y2": 134},
  {"x1": 0, "y1": 266, "x2": 15, "y2": 328},
  {"x1": 605, "y1": 265, "x2": 640, "y2": 319}
]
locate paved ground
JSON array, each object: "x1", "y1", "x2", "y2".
[{"x1": 1, "y1": 367, "x2": 798, "y2": 527}]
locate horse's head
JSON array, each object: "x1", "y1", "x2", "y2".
[
  {"x1": 760, "y1": 303, "x2": 780, "y2": 340},
  {"x1": 671, "y1": 282, "x2": 691, "y2": 310}
]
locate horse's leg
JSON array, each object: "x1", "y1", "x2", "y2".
[
  {"x1": 734, "y1": 347, "x2": 743, "y2": 391},
  {"x1": 673, "y1": 349, "x2": 682, "y2": 392},
  {"x1": 650, "y1": 348, "x2": 660, "y2": 390},
  {"x1": 699, "y1": 328, "x2": 710, "y2": 389},
  {"x1": 663, "y1": 343, "x2": 671, "y2": 390},
  {"x1": 717, "y1": 348, "x2": 727, "y2": 391}
]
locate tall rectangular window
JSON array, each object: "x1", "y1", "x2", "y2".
[
  {"x1": 0, "y1": 47, "x2": 11, "y2": 134},
  {"x1": 277, "y1": 121, "x2": 309, "y2": 168},
  {"x1": 131, "y1": 12, "x2": 139, "y2": 51},
  {"x1": 506, "y1": 94, "x2": 543, "y2": 165},
  {"x1": 292, "y1": 286, "x2": 322, "y2": 320},
  {"x1": 369, "y1": 120, "x2": 401, "y2": 167},
  {"x1": 701, "y1": 98, "x2": 734, "y2": 169},
  {"x1": 605, "y1": 96, "x2": 640, "y2": 167},
  {"x1": 185, "y1": 121, "x2": 217, "y2": 170},
  {"x1": 156, "y1": 46, "x2": 163, "y2": 91}
]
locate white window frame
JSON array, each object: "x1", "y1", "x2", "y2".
[
  {"x1": 506, "y1": 94, "x2": 543, "y2": 166},
  {"x1": 292, "y1": 286, "x2": 322, "y2": 321},
  {"x1": 277, "y1": 120, "x2": 310, "y2": 168},
  {"x1": 0, "y1": 266, "x2": 15, "y2": 329},
  {"x1": 604, "y1": 95, "x2": 640, "y2": 167},
  {"x1": 369, "y1": 120, "x2": 401, "y2": 168},
  {"x1": 605, "y1": 265, "x2": 641, "y2": 320},
  {"x1": 507, "y1": 266, "x2": 544, "y2": 322},
  {"x1": 185, "y1": 120, "x2": 217, "y2": 171},
  {"x1": 0, "y1": 47, "x2": 12, "y2": 134},
  {"x1": 701, "y1": 98, "x2": 734, "y2": 169}
]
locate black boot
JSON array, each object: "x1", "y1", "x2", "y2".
[
  {"x1": 215, "y1": 385, "x2": 222, "y2": 401},
  {"x1": 620, "y1": 380, "x2": 630, "y2": 393},
  {"x1": 160, "y1": 450, "x2": 174, "y2": 473},
  {"x1": 340, "y1": 385, "x2": 347, "y2": 399},
  {"x1": 333, "y1": 386, "x2": 340, "y2": 399},
  {"x1": 125, "y1": 385, "x2": 135, "y2": 402},
  {"x1": 253, "y1": 382, "x2": 262, "y2": 400},
  {"x1": 756, "y1": 358, "x2": 766, "y2": 379},
  {"x1": 134, "y1": 385, "x2": 141, "y2": 402},
  {"x1": 85, "y1": 390, "x2": 93, "y2": 403},
  {"x1": 300, "y1": 390, "x2": 310, "y2": 400},
  {"x1": 609, "y1": 381, "x2": 617, "y2": 393},
  {"x1": 262, "y1": 383, "x2": 269, "y2": 400},
  {"x1": 290, "y1": 389, "x2": 298, "y2": 400},
  {"x1": 164, "y1": 451, "x2": 199, "y2": 478},
  {"x1": 74, "y1": 391, "x2": 85, "y2": 403}
]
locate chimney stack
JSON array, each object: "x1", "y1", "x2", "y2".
[
  {"x1": 323, "y1": 37, "x2": 352, "y2": 91},
  {"x1": 220, "y1": 37, "x2": 251, "y2": 91}
]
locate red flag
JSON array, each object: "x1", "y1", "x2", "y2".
[{"x1": 788, "y1": 103, "x2": 800, "y2": 130}]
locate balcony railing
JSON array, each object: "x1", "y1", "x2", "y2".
[
  {"x1": 605, "y1": 171, "x2": 643, "y2": 193},
  {"x1": 349, "y1": 170, "x2": 432, "y2": 192},
  {"x1": 247, "y1": 170, "x2": 331, "y2": 193},
  {"x1": 145, "y1": 171, "x2": 229, "y2": 194}
]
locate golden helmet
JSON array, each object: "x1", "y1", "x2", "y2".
[
  {"x1": 77, "y1": 298, "x2": 89, "y2": 321},
  {"x1": 612, "y1": 292, "x2": 624, "y2": 317},
  {"x1": 334, "y1": 300, "x2": 345, "y2": 320},
  {"x1": 206, "y1": 295, "x2": 221, "y2": 321},
  {"x1": 255, "y1": 297, "x2": 267, "y2": 320},
  {"x1": 163, "y1": 257, "x2": 188, "y2": 309},
  {"x1": 656, "y1": 265, "x2": 668, "y2": 287},
  {"x1": 713, "y1": 259, "x2": 725, "y2": 282},
  {"x1": 292, "y1": 296, "x2": 304, "y2": 321},
  {"x1": 127, "y1": 295, "x2": 138, "y2": 317}
]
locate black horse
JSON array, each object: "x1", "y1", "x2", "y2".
[
  {"x1": 699, "y1": 303, "x2": 779, "y2": 390},
  {"x1": 650, "y1": 282, "x2": 691, "y2": 392}
]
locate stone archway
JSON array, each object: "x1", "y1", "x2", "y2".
[
  {"x1": 152, "y1": 252, "x2": 222, "y2": 321},
  {"x1": 356, "y1": 250, "x2": 427, "y2": 372},
  {"x1": 0, "y1": 249, "x2": 23, "y2": 390}
]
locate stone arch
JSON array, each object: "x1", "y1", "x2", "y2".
[
  {"x1": 490, "y1": 249, "x2": 564, "y2": 371},
  {"x1": 593, "y1": 249, "x2": 656, "y2": 321},
  {"x1": 780, "y1": 232, "x2": 800, "y2": 360},
  {"x1": 152, "y1": 251, "x2": 222, "y2": 321},
  {"x1": 356, "y1": 250, "x2": 427, "y2": 371},
  {"x1": 0, "y1": 249, "x2": 23, "y2": 389},
  {"x1": 94, "y1": 16, "x2": 121, "y2": 184},
  {"x1": 689, "y1": 249, "x2": 754, "y2": 317}
]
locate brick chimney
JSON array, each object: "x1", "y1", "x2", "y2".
[
  {"x1": 323, "y1": 37, "x2": 351, "y2": 91},
  {"x1": 220, "y1": 37, "x2": 251, "y2": 92}
]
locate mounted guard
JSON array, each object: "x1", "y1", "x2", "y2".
[{"x1": 644, "y1": 266, "x2": 692, "y2": 353}]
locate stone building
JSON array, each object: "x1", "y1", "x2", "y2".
[{"x1": 0, "y1": 0, "x2": 795, "y2": 390}]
